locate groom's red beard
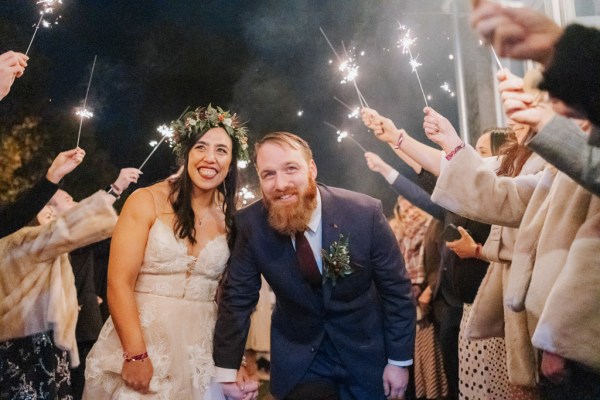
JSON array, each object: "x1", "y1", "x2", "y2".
[{"x1": 264, "y1": 177, "x2": 318, "y2": 236}]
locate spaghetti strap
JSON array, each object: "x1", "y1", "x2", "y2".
[{"x1": 139, "y1": 186, "x2": 170, "y2": 219}]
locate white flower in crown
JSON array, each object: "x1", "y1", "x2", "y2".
[
  {"x1": 223, "y1": 117, "x2": 232, "y2": 127},
  {"x1": 188, "y1": 118, "x2": 197, "y2": 126}
]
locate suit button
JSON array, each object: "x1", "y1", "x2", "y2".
[{"x1": 310, "y1": 347, "x2": 315, "y2": 352}]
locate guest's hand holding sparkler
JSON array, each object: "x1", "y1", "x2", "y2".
[
  {"x1": 363, "y1": 107, "x2": 443, "y2": 175},
  {"x1": 106, "y1": 168, "x2": 143, "y2": 199},
  {"x1": 360, "y1": 108, "x2": 403, "y2": 145},
  {"x1": 470, "y1": 0, "x2": 562, "y2": 66},
  {"x1": 364, "y1": 152, "x2": 394, "y2": 176},
  {"x1": 0, "y1": 51, "x2": 29, "y2": 100},
  {"x1": 422, "y1": 107, "x2": 463, "y2": 154},
  {"x1": 46, "y1": 148, "x2": 86, "y2": 184}
]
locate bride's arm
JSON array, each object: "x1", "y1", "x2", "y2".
[{"x1": 108, "y1": 188, "x2": 155, "y2": 393}]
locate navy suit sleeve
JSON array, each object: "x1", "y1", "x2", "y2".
[
  {"x1": 369, "y1": 200, "x2": 416, "y2": 362},
  {"x1": 390, "y1": 174, "x2": 446, "y2": 221},
  {"x1": 0, "y1": 178, "x2": 58, "y2": 239},
  {"x1": 213, "y1": 212, "x2": 262, "y2": 369}
]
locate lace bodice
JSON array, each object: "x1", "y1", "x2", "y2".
[{"x1": 134, "y1": 219, "x2": 229, "y2": 302}]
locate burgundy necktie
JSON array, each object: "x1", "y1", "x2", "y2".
[{"x1": 295, "y1": 231, "x2": 322, "y2": 288}]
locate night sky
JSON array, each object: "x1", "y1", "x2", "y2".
[{"x1": 1, "y1": 1, "x2": 474, "y2": 215}]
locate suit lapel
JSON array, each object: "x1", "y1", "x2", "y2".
[{"x1": 319, "y1": 185, "x2": 341, "y2": 308}]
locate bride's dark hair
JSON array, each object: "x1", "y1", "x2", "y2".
[{"x1": 168, "y1": 131, "x2": 240, "y2": 247}]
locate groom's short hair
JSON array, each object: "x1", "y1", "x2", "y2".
[{"x1": 254, "y1": 132, "x2": 313, "y2": 164}]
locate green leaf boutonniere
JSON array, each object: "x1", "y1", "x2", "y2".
[{"x1": 321, "y1": 234, "x2": 358, "y2": 287}]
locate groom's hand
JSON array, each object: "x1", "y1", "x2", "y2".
[
  {"x1": 221, "y1": 367, "x2": 259, "y2": 400},
  {"x1": 383, "y1": 364, "x2": 408, "y2": 399}
]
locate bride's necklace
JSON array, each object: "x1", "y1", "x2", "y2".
[{"x1": 196, "y1": 207, "x2": 212, "y2": 227}]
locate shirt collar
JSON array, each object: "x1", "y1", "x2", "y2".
[{"x1": 306, "y1": 188, "x2": 322, "y2": 234}]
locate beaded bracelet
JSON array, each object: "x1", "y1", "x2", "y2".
[
  {"x1": 445, "y1": 142, "x2": 465, "y2": 161},
  {"x1": 123, "y1": 351, "x2": 149, "y2": 362}
]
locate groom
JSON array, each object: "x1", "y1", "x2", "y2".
[{"x1": 214, "y1": 132, "x2": 416, "y2": 399}]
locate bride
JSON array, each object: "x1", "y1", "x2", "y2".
[{"x1": 84, "y1": 105, "x2": 258, "y2": 399}]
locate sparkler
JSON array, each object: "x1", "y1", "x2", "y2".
[
  {"x1": 26, "y1": 0, "x2": 63, "y2": 56},
  {"x1": 138, "y1": 106, "x2": 190, "y2": 171},
  {"x1": 324, "y1": 122, "x2": 368, "y2": 153},
  {"x1": 76, "y1": 55, "x2": 97, "y2": 148},
  {"x1": 75, "y1": 108, "x2": 93, "y2": 119},
  {"x1": 490, "y1": 46, "x2": 503, "y2": 70},
  {"x1": 333, "y1": 96, "x2": 360, "y2": 119},
  {"x1": 319, "y1": 27, "x2": 369, "y2": 109},
  {"x1": 396, "y1": 23, "x2": 429, "y2": 108}
]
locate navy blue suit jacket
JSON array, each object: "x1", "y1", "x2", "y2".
[{"x1": 213, "y1": 184, "x2": 416, "y2": 398}]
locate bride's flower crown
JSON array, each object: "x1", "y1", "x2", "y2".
[{"x1": 171, "y1": 104, "x2": 250, "y2": 162}]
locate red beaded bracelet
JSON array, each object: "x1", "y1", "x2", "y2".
[
  {"x1": 123, "y1": 351, "x2": 149, "y2": 362},
  {"x1": 445, "y1": 142, "x2": 465, "y2": 161}
]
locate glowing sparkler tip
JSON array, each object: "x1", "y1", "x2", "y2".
[
  {"x1": 409, "y1": 56, "x2": 422, "y2": 72},
  {"x1": 336, "y1": 130, "x2": 348, "y2": 143},
  {"x1": 156, "y1": 124, "x2": 173, "y2": 137},
  {"x1": 347, "y1": 107, "x2": 360, "y2": 119},
  {"x1": 75, "y1": 108, "x2": 94, "y2": 119},
  {"x1": 440, "y1": 82, "x2": 451, "y2": 92}
]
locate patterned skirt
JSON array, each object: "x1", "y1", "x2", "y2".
[
  {"x1": 414, "y1": 310, "x2": 449, "y2": 399},
  {"x1": 0, "y1": 331, "x2": 73, "y2": 400}
]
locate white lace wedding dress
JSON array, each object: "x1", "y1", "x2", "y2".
[{"x1": 83, "y1": 219, "x2": 228, "y2": 399}]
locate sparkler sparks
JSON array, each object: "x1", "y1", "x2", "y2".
[
  {"x1": 409, "y1": 55, "x2": 422, "y2": 72},
  {"x1": 324, "y1": 122, "x2": 368, "y2": 153},
  {"x1": 76, "y1": 55, "x2": 97, "y2": 148},
  {"x1": 75, "y1": 108, "x2": 93, "y2": 119},
  {"x1": 320, "y1": 27, "x2": 369, "y2": 108},
  {"x1": 138, "y1": 107, "x2": 190, "y2": 171},
  {"x1": 396, "y1": 21, "x2": 429, "y2": 107},
  {"x1": 27, "y1": 0, "x2": 63, "y2": 55}
]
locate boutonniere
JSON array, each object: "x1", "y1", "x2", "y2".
[{"x1": 321, "y1": 234, "x2": 359, "y2": 286}]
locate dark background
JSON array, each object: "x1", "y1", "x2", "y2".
[{"x1": 0, "y1": 0, "x2": 471, "y2": 215}]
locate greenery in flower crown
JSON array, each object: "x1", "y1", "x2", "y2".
[
  {"x1": 321, "y1": 234, "x2": 359, "y2": 287},
  {"x1": 170, "y1": 104, "x2": 249, "y2": 162}
]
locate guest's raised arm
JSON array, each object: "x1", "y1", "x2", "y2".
[{"x1": 361, "y1": 107, "x2": 443, "y2": 175}]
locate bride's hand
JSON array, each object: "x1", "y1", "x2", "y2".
[
  {"x1": 221, "y1": 381, "x2": 259, "y2": 400},
  {"x1": 121, "y1": 358, "x2": 154, "y2": 394}
]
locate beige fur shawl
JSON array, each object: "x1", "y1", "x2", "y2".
[
  {"x1": 432, "y1": 144, "x2": 600, "y2": 376},
  {"x1": 0, "y1": 191, "x2": 117, "y2": 367}
]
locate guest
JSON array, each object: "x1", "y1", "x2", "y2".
[
  {"x1": 424, "y1": 102, "x2": 600, "y2": 399},
  {"x1": 0, "y1": 188, "x2": 119, "y2": 399},
  {"x1": 471, "y1": 0, "x2": 600, "y2": 194},
  {"x1": 0, "y1": 148, "x2": 85, "y2": 239}
]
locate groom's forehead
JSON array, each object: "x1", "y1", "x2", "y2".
[{"x1": 256, "y1": 142, "x2": 309, "y2": 167}]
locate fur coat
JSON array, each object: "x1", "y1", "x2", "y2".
[
  {"x1": 432, "y1": 138, "x2": 600, "y2": 385},
  {"x1": 0, "y1": 191, "x2": 117, "y2": 367}
]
